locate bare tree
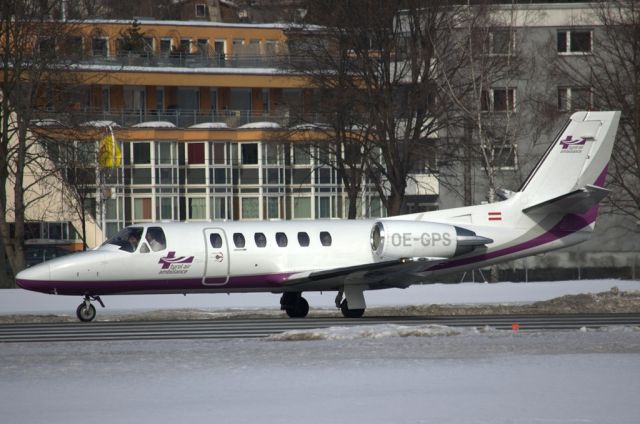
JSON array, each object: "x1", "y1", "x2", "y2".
[
  {"x1": 0, "y1": 1, "x2": 86, "y2": 285},
  {"x1": 551, "y1": 1, "x2": 640, "y2": 230},
  {"x1": 287, "y1": 0, "x2": 472, "y2": 216}
]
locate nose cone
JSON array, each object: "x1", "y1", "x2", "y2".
[{"x1": 15, "y1": 263, "x2": 51, "y2": 294}]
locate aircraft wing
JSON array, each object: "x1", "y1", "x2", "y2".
[{"x1": 282, "y1": 257, "x2": 446, "y2": 290}]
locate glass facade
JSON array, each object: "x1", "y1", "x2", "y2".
[{"x1": 98, "y1": 139, "x2": 383, "y2": 235}]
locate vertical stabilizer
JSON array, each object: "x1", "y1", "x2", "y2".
[{"x1": 519, "y1": 111, "x2": 620, "y2": 207}]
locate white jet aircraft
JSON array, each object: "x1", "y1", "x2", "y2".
[{"x1": 17, "y1": 111, "x2": 620, "y2": 322}]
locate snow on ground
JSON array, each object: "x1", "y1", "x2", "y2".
[
  {"x1": 1, "y1": 327, "x2": 639, "y2": 423},
  {"x1": 3, "y1": 280, "x2": 640, "y2": 423},
  {"x1": 1, "y1": 279, "x2": 639, "y2": 315}
]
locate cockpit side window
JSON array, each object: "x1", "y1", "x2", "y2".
[
  {"x1": 145, "y1": 227, "x2": 167, "y2": 252},
  {"x1": 103, "y1": 227, "x2": 144, "y2": 252}
]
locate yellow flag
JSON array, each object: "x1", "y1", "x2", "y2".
[{"x1": 98, "y1": 134, "x2": 122, "y2": 168}]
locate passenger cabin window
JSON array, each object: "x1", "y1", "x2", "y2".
[
  {"x1": 320, "y1": 231, "x2": 332, "y2": 246},
  {"x1": 276, "y1": 232, "x2": 288, "y2": 247},
  {"x1": 145, "y1": 227, "x2": 167, "y2": 252},
  {"x1": 297, "y1": 232, "x2": 310, "y2": 247},
  {"x1": 210, "y1": 233, "x2": 222, "y2": 248},
  {"x1": 254, "y1": 232, "x2": 267, "y2": 248},
  {"x1": 233, "y1": 233, "x2": 245, "y2": 248},
  {"x1": 103, "y1": 227, "x2": 144, "y2": 253}
]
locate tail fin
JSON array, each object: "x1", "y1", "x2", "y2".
[{"x1": 519, "y1": 111, "x2": 620, "y2": 212}]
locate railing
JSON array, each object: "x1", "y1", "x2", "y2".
[
  {"x1": 74, "y1": 52, "x2": 307, "y2": 70},
  {"x1": 36, "y1": 109, "x2": 330, "y2": 129}
]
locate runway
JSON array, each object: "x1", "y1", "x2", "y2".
[{"x1": 2, "y1": 313, "x2": 640, "y2": 342}]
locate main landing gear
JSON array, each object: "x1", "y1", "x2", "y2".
[
  {"x1": 76, "y1": 295, "x2": 105, "y2": 322},
  {"x1": 280, "y1": 292, "x2": 309, "y2": 318},
  {"x1": 335, "y1": 289, "x2": 365, "y2": 318},
  {"x1": 280, "y1": 289, "x2": 367, "y2": 319}
]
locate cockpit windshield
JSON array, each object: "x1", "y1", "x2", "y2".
[{"x1": 102, "y1": 227, "x2": 144, "y2": 252}]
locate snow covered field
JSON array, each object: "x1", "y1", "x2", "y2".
[
  {"x1": 2, "y1": 280, "x2": 640, "y2": 423},
  {"x1": 2, "y1": 279, "x2": 640, "y2": 315}
]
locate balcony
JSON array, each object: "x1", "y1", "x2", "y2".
[
  {"x1": 74, "y1": 52, "x2": 302, "y2": 70},
  {"x1": 36, "y1": 108, "x2": 328, "y2": 130}
]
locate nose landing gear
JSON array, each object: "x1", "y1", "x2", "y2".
[{"x1": 76, "y1": 295, "x2": 104, "y2": 322}]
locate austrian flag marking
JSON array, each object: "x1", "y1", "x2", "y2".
[{"x1": 488, "y1": 211, "x2": 502, "y2": 221}]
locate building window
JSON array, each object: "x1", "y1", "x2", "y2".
[
  {"x1": 160, "y1": 38, "x2": 172, "y2": 56},
  {"x1": 241, "y1": 143, "x2": 258, "y2": 165},
  {"x1": 489, "y1": 29, "x2": 515, "y2": 55},
  {"x1": 156, "y1": 142, "x2": 174, "y2": 165},
  {"x1": 156, "y1": 87, "x2": 164, "y2": 112},
  {"x1": 188, "y1": 197, "x2": 206, "y2": 220},
  {"x1": 262, "y1": 88, "x2": 270, "y2": 113},
  {"x1": 91, "y1": 37, "x2": 108, "y2": 56},
  {"x1": 211, "y1": 197, "x2": 228, "y2": 220},
  {"x1": 558, "y1": 87, "x2": 593, "y2": 111},
  {"x1": 267, "y1": 197, "x2": 280, "y2": 219},
  {"x1": 156, "y1": 197, "x2": 174, "y2": 220},
  {"x1": 133, "y1": 198, "x2": 152, "y2": 221},
  {"x1": 557, "y1": 29, "x2": 592, "y2": 54},
  {"x1": 483, "y1": 144, "x2": 517, "y2": 170},
  {"x1": 195, "y1": 4, "x2": 206, "y2": 18},
  {"x1": 293, "y1": 144, "x2": 311, "y2": 164},
  {"x1": 481, "y1": 88, "x2": 516, "y2": 112},
  {"x1": 241, "y1": 197, "x2": 259, "y2": 219},
  {"x1": 187, "y1": 143, "x2": 205, "y2": 164},
  {"x1": 101, "y1": 86, "x2": 110, "y2": 111},
  {"x1": 212, "y1": 142, "x2": 226, "y2": 165},
  {"x1": 132, "y1": 143, "x2": 151, "y2": 164},
  {"x1": 293, "y1": 197, "x2": 311, "y2": 219},
  {"x1": 317, "y1": 196, "x2": 331, "y2": 218}
]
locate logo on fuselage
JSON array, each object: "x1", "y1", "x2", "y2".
[
  {"x1": 559, "y1": 135, "x2": 587, "y2": 153},
  {"x1": 159, "y1": 251, "x2": 194, "y2": 274}
]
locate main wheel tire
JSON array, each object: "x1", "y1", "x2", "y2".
[
  {"x1": 340, "y1": 300, "x2": 365, "y2": 318},
  {"x1": 76, "y1": 303, "x2": 96, "y2": 322},
  {"x1": 285, "y1": 296, "x2": 309, "y2": 318}
]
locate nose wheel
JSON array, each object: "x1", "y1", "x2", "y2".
[{"x1": 76, "y1": 295, "x2": 104, "y2": 322}]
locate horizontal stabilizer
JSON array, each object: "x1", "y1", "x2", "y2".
[{"x1": 523, "y1": 185, "x2": 610, "y2": 215}]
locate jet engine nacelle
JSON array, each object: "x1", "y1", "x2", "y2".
[
  {"x1": 370, "y1": 221, "x2": 458, "y2": 260},
  {"x1": 370, "y1": 221, "x2": 494, "y2": 260}
]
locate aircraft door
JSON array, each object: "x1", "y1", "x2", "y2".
[{"x1": 203, "y1": 228, "x2": 230, "y2": 285}]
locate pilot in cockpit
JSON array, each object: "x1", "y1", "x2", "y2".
[
  {"x1": 128, "y1": 234, "x2": 140, "y2": 251},
  {"x1": 145, "y1": 227, "x2": 167, "y2": 252}
]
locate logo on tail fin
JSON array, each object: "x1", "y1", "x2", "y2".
[{"x1": 559, "y1": 135, "x2": 587, "y2": 153}]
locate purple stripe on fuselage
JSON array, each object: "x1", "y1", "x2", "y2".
[{"x1": 16, "y1": 272, "x2": 295, "y2": 296}]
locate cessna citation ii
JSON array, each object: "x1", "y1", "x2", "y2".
[{"x1": 17, "y1": 111, "x2": 620, "y2": 322}]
